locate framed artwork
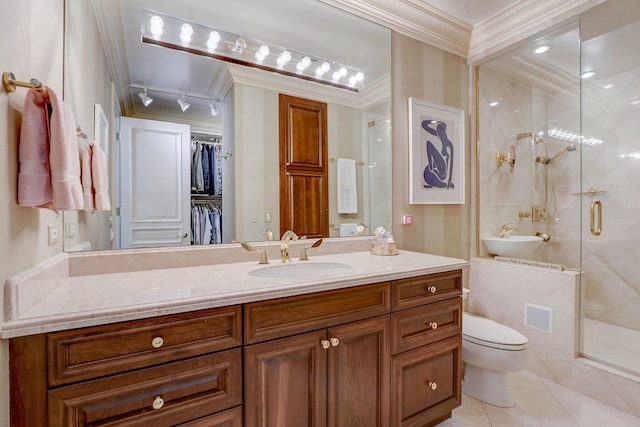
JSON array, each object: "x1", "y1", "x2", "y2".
[
  {"x1": 408, "y1": 97, "x2": 465, "y2": 204},
  {"x1": 94, "y1": 103, "x2": 109, "y2": 166}
]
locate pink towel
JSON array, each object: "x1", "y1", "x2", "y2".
[
  {"x1": 46, "y1": 87, "x2": 83, "y2": 210},
  {"x1": 18, "y1": 87, "x2": 84, "y2": 210},
  {"x1": 90, "y1": 141, "x2": 111, "y2": 211},
  {"x1": 18, "y1": 89, "x2": 51, "y2": 207},
  {"x1": 78, "y1": 138, "x2": 95, "y2": 210}
]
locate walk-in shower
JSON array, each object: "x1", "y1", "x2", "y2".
[{"x1": 478, "y1": 0, "x2": 640, "y2": 391}]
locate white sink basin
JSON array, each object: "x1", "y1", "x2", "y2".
[
  {"x1": 249, "y1": 262, "x2": 352, "y2": 278},
  {"x1": 482, "y1": 236, "x2": 543, "y2": 259}
]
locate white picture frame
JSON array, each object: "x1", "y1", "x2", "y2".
[{"x1": 408, "y1": 97, "x2": 465, "y2": 204}]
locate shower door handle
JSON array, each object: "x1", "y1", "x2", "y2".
[{"x1": 590, "y1": 199, "x2": 602, "y2": 236}]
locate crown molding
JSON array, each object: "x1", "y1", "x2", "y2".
[
  {"x1": 322, "y1": 0, "x2": 601, "y2": 64},
  {"x1": 319, "y1": 0, "x2": 471, "y2": 58},
  {"x1": 468, "y1": 0, "x2": 600, "y2": 64}
]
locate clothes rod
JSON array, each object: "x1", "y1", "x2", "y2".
[
  {"x1": 329, "y1": 157, "x2": 366, "y2": 166},
  {"x1": 2, "y1": 71, "x2": 46, "y2": 95}
]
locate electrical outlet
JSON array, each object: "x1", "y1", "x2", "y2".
[{"x1": 48, "y1": 224, "x2": 60, "y2": 245}]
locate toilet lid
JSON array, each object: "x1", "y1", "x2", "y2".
[{"x1": 463, "y1": 313, "x2": 528, "y2": 350}]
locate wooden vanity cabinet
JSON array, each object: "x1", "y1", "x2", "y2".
[
  {"x1": 244, "y1": 283, "x2": 391, "y2": 427},
  {"x1": 9, "y1": 269, "x2": 463, "y2": 427}
]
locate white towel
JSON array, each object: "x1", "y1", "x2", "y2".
[
  {"x1": 340, "y1": 223, "x2": 358, "y2": 237},
  {"x1": 337, "y1": 158, "x2": 358, "y2": 214}
]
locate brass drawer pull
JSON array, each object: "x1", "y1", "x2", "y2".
[
  {"x1": 425, "y1": 285, "x2": 437, "y2": 294},
  {"x1": 152, "y1": 396, "x2": 165, "y2": 410},
  {"x1": 330, "y1": 337, "x2": 340, "y2": 347},
  {"x1": 428, "y1": 321, "x2": 438, "y2": 330},
  {"x1": 151, "y1": 337, "x2": 164, "y2": 348},
  {"x1": 321, "y1": 339, "x2": 331, "y2": 349},
  {"x1": 427, "y1": 381, "x2": 437, "y2": 391}
]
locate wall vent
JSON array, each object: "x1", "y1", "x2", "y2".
[{"x1": 524, "y1": 303, "x2": 552, "y2": 333}]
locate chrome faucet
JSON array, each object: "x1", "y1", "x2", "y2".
[
  {"x1": 497, "y1": 223, "x2": 517, "y2": 238},
  {"x1": 280, "y1": 230, "x2": 300, "y2": 263}
]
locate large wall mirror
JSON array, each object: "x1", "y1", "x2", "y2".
[{"x1": 63, "y1": 0, "x2": 391, "y2": 252}]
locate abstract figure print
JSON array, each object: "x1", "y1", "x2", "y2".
[{"x1": 422, "y1": 119, "x2": 455, "y2": 190}]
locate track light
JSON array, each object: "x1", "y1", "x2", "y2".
[
  {"x1": 210, "y1": 102, "x2": 220, "y2": 116},
  {"x1": 137, "y1": 89, "x2": 153, "y2": 106},
  {"x1": 177, "y1": 94, "x2": 190, "y2": 112}
]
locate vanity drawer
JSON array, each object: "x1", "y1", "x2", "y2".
[
  {"x1": 47, "y1": 305, "x2": 242, "y2": 386},
  {"x1": 48, "y1": 348, "x2": 242, "y2": 427},
  {"x1": 244, "y1": 282, "x2": 390, "y2": 344},
  {"x1": 391, "y1": 270, "x2": 462, "y2": 311},
  {"x1": 391, "y1": 298, "x2": 462, "y2": 355},
  {"x1": 391, "y1": 336, "x2": 462, "y2": 427}
]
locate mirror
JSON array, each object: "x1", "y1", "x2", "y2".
[{"x1": 63, "y1": 0, "x2": 391, "y2": 252}]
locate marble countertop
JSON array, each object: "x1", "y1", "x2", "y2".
[{"x1": 2, "y1": 248, "x2": 467, "y2": 338}]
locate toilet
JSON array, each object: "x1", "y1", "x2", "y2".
[{"x1": 462, "y1": 312, "x2": 529, "y2": 407}]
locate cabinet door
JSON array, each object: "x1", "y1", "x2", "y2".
[
  {"x1": 327, "y1": 316, "x2": 390, "y2": 427},
  {"x1": 391, "y1": 336, "x2": 462, "y2": 427},
  {"x1": 245, "y1": 330, "x2": 328, "y2": 427}
]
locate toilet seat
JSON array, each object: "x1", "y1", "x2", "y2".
[{"x1": 463, "y1": 313, "x2": 528, "y2": 351}]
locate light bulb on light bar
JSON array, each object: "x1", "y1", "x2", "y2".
[{"x1": 140, "y1": 10, "x2": 366, "y2": 92}]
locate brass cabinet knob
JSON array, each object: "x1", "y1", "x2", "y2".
[
  {"x1": 330, "y1": 337, "x2": 340, "y2": 347},
  {"x1": 321, "y1": 339, "x2": 331, "y2": 349},
  {"x1": 151, "y1": 337, "x2": 164, "y2": 348},
  {"x1": 428, "y1": 321, "x2": 438, "y2": 330},
  {"x1": 426, "y1": 285, "x2": 437, "y2": 293},
  {"x1": 427, "y1": 381, "x2": 437, "y2": 391},
  {"x1": 152, "y1": 396, "x2": 165, "y2": 410},
  {"x1": 182, "y1": 232, "x2": 188, "y2": 239}
]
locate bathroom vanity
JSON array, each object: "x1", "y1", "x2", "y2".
[{"x1": 4, "y1": 243, "x2": 466, "y2": 426}]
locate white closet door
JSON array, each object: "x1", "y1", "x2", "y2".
[{"x1": 119, "y1": 117, "x2": 190, "y2": 249}]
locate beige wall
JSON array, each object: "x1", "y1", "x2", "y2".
[
  {"x1": 391, "y1": 33, "x2": 471, "y2": 260},
  {"x1": 0, "y1": 0, "x2": 65, "y2": 423}
]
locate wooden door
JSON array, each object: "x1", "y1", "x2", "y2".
[
  {"x1": 327, "y1": 316, "x2": 391, "y2": 427},
  {"x1": 279, "y1": 94, "x2": 328, "y2": 238},
  {"x1": 119, "y1": 117, "x2": 190, "y2": 248},
  {"x1": 244, "y1": 330, "x2": 328, "y2": 427}
]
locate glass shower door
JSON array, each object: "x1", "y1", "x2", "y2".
[{"x1": 579, "y1": 9, "x2": 640, "y2": 375}]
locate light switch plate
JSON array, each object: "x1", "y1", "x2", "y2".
[{"x1": 48, "y1": 224, "x2": 60, "y2": 245}]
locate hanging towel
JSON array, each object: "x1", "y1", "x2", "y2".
[
  {"x1": 18, "y1": 89, "x2": 52, "y2": 207},
  {"x1": 78, "y1": 138, "x2": 95, "y2": 210},
  {"x1": 340, "y1": 223, "x2": 358, "y2": 237},
  {"x1": 46, "y1": 87, "x2": 84, "y2": 210},
  {"x1": 91, "y1": 141, "x2": 111, "y2": 211},
  {"x1": 337, "y1": 158, "x2": 358, "y2": 214},
  {"x1": 18, "y1": 87, "x2": 83, "y2": 210}
]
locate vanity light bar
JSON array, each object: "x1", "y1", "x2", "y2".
[{"x1": 141, "y1": 10, "x2": 365, "y2": 92}]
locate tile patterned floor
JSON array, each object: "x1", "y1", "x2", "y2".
[{"x1": 436, "y1": 371, "x2": 640, "y2": 427}]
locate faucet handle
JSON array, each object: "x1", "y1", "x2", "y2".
[
  {"x1": 299, "y1": 239, "x2": 323, "y2": 261},
  {"x1": 241, "y1": 242, "x2": 269, "y2": 264}
]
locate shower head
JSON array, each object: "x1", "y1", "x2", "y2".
[{"x1": 536, "y1": 144, "x2": 577, "y2": 164}]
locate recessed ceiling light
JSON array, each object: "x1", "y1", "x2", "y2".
[
  {"x1": 534, "y1": 45, "x2": 550, "y2": 54},
  {"x1": 603, "y1": 84, "x2": 614, "y2": 89},
  {"x1": 581, "y1": 71, "x2": 596, "y2": 79}
]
